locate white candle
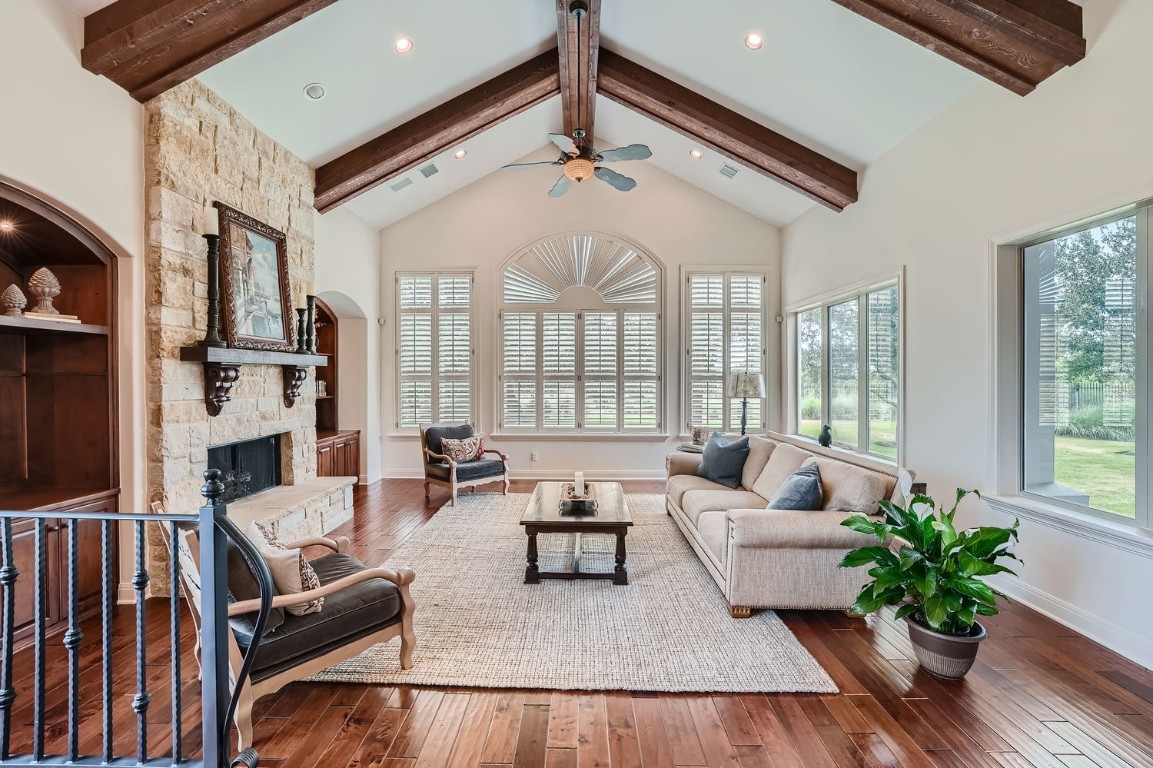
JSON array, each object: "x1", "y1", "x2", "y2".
[
  {"x1": 201, "y1": 204, "x2": 219, "y2": 236},
  {"x1": 297, "y1": 288, "x2": 307, "y2": 308},
  {"x1": 306, "y1": 278, "x2": 316, "y2": 297},
  {"x1": 574, "y1": 471, "x2": 585, "y2": 497}
]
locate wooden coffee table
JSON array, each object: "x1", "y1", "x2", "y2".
[{"x1": 519, "y1": 481, "x2": 633, "y2": 585}]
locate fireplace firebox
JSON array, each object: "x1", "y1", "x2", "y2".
[{"x1": 206, "y1": 434, "x2": 282, "y2": 503}]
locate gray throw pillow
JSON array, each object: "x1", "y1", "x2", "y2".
[
  {"x1": 769, "y1": 463, "x2": 824, "y2": 510},
  {"x1": 696, "y1": 432, "x2": 750, "y2": 489}
]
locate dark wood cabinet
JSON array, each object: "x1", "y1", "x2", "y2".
[
  {"x1": 317, "y1": 430, "x2": 360, "y2": 480},
  {"x1": 312, "y1": 299, "x2": 361, "y2": 482},
  {"x1": 0, "y1": 181, "x2": 119, "y2": 649}
]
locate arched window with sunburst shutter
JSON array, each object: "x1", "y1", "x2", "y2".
[{"x1": 499, "y1": 232, "x2": 664, "y2": 433}]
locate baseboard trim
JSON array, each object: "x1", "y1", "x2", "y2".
[
  {"x1": 380, "y1": 469, "x2": 667, "y2": 481},
  {"x1": 991, "y1": 575, "x2": 1153, "y2": 670},
  {"x1": 118, "y1": 583, "x2": 135, "y2": 605}
]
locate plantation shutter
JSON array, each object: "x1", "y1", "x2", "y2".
[
  {"x1": 685, "y1": 271, "x2": 766, "y2": 432},
  {"x1": 583, "y1": 312, "x2": 618, "y2": 429},
  {"x1": 501, "y1": 312, "x2": 537, "y2": 428},
  {"x1": 396, "y1": 273, "x2": 473, "y2": 428},
  {"x1": 623, "y1": 312, "x2": 660, "y2": 429},
  {"x1": 542, "y1": 312, "x2": 577, "y2": 428}
]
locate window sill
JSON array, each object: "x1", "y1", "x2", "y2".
[
  {"x1": 984, "y1": 493, "x2": 1153, "y2": 560},
  {"x1": 787, "y1": 434, "x2": 899, "y2": 469},
  {"x1": 490, "y1": 433, "x2": 672, "y2": 442}
]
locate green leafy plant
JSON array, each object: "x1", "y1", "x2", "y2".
[{"x1": 838, "y1": 489, "x2": 1020, "y2": 635}]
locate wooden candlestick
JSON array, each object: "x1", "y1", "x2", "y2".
[{"x1": 198, "y1": 234, "x2": 226, "y2": 348}]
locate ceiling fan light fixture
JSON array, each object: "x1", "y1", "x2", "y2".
[
  {"x1": 563, "y1": 157, "x2": 595, "y2": 183},
  {"x1": 744, "y1": 33, "x2": 764, "y2": 50},
  {"x1": 394, "y1": 37, "x2": 414, "y2": 54}
]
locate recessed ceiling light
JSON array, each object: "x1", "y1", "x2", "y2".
[
  {"x1": 0, "y1": 221, "x2": 13, "y2": 233},
  {"x1": 454, "y1": 149, "x2": 468, "y2": 160},
  {"x1": 689, "y1": 149, "x2": 703, "y2": 160},
  {"x1": 744, "y1": 33, "x2": 764, "y2": 50},
  {"x1": 303, "y1": 83, "x2": 326, "y2": 100},
  {"x1": 394, "y1": 37, "x2": 414, "y2": 54}
]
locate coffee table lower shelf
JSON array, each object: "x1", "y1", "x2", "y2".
[{"x1": 522, "y1": 523, "x2": 630, "y2": 585}]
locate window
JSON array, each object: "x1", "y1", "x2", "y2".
[
  {"x1": 499, "y1": 234, "x2": 662, "y2": 432},
  {"x1": 1022, "y1": 207, "x2": 1146, "y2": 526},
  {"x1": 791, "y1": 280, "x2": 900, "y2": 458},
  {"x1": 684, "y1": 272, "x2": 766, "y2": 432},
  {"x1": 395, "y1": 272, "x2": 473, "y2": 428}
]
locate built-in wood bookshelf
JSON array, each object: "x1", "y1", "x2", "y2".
[{"x1": 313, "y1": 299, "x2": 360, "y2": 482}]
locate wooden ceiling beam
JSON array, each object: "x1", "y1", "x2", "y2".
[
  {"x1": 830, "y1": 0, "x2": 1085, "y2": 95},
  {"x1": 81, "y1": 0, "x2": 339, "y2": 102},
  {"x1": 597, "y1": 49, "x2": 858, "y2": 211},
  {"x1": 314, "y1": 51, "x2": 561, "y2": 213},
  {"x1": 556, "y1": 0, "x2": 601, "y2": 147}
]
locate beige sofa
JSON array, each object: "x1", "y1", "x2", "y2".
[{"x1": 666, "y1": 431, "x2": 909, "y2": 617}]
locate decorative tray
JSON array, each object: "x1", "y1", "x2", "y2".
[{"x1": 559, "y1": 482, "x2": 598, "y2": 515}]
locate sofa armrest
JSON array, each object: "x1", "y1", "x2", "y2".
[
  {"x1": 666, "y1": 452, "x2": 702, "y2": 477},
  {"x1": 727, "y1": 508, "x2": 877, "y2": 549}
]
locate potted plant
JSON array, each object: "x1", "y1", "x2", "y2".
[{"x1": 838, "y1": 489, "x2": 1019, "y2": 679}]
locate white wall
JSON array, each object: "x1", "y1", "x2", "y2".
[
  {"x1": 0, "y1": 0, "x2": 146, "y2": 586},
  {"x1": 380, "y1": 157, "x2": 781, "y2": 479},
  {"x1": 782, "y1": 0, "x2": 1153, "y2": 666},
  {"x1": 315, "y1": 207, "x2": 384, "y2": 482}
]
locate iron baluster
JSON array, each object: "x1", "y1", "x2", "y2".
[
  {"x1": 32, "y1": 518, "x2": 46, "y2": 761},
  {"x1": 64, "y1": 520, "x2": 83, "y2": 762},
  {"x1": 132, "y1": 519, "x2": 151, "y2": 763},
  {"x1": 101, "y1": 518, "x2": 114, "y2": 763},
  {"x1": 0, "y1": 517, "x2": 16, "y2": 760},
  {"x1": 200, "y1": 470, "x2": 231, "y2": 768},
  {"x1": 171, "y1": 520, "x2": 183, "y2": 764}
]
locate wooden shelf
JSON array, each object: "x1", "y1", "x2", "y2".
[
  {"x1": 0, "y1": 487, "x2": 118, "y2": 512},
  {"x1": 179, "y1": 345, "x2": 328, "y2": 416},
  {"x1": 316, "y1": 394, "x2": 334, "y2": 400},
  {"x1": 0, "y1": 315, "x2": 109, "y2": 336}
]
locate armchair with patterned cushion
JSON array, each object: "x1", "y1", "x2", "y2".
[{"x1": 420, "y1": 422, "x2": 510, "y2": 505}]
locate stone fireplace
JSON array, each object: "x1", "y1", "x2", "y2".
[
  {"x1": 207, "y1": 434, "x2": 283, "y2": 503},
  {"x1": 143, "y1": 80, "x2": 354, "y2": 591}
]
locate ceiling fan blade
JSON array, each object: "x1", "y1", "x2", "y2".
[
  {"x1": 595, "y1": 144, "x2": 652, "y2": 163},
  {"x1": 548, "y1": 175, "x2": 571, "y2": 198},
  {"x1": 502, "y1": 160, "x2": 563, "y2": 171},
  {"x1": 548, "y1": 133, "x2": 579, "y2": 156},
  {"x1": 594, "y1": 166, "x2": 637, "y2": 192}
]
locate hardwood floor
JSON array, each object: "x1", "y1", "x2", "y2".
[{"x1": 8, "y1": 478, "x2": 1153, "y2": 766}]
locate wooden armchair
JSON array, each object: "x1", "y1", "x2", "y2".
[
  {"x1": 420, "y1": 422, "x2": 510, "y2": 505},
  {"x1": 161, "y1": 521, "x2": 416, "y2": 750}
]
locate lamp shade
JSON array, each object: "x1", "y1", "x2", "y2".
[{"x1": 729, "y1": 372, "x2": 766, "y2": 399}]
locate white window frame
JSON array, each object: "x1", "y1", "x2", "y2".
[
  {"x1": 681, "y1": 269, "x2": 769, "y2": 434},
  {"x1": 785, "y1": 269, "x2": 905, "y2": 464},
  {"x1": 394, "y1": 271, "x2": 475, "y2": 430},
  {"x1": 993, "y1": 202, "x2": 1152, "y2": 533}
]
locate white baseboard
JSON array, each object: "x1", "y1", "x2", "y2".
[
  {"x1": 992, "y1": 576, "x2": 1153, "y2": 670},
  {"x1": 118, "y1": 583, "x2": 135, "y2": 605},
  {"x1": 379, "y1": 469, "x2": 666, "y2": 481}
]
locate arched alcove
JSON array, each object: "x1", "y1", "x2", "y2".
[{"x1": 316, "y1": 289, "x2": 373, "y2": 482}]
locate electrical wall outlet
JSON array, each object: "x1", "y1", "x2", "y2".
[{"x1": 531, "y1": 451, "x2": 539, "y2": 462}]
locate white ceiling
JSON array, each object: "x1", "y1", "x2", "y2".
[{"x1": 69, "y1": 0, "x2": 983, "y2": 229}]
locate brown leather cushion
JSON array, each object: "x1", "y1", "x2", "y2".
[
  {"x1": 426, "y1": 458, "x2": 504, "y2": 482},
  {"x1": 227, "y1": 539, "x2": 285, "y2": 641},
  {"x1": 237, "y1": 552, "x2": 402, "y2": 682}
]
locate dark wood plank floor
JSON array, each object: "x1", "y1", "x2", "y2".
[{"x1": 9, "y1": 479, "x2": 1153, "y2": 766}]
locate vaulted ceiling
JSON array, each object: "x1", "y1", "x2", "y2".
[{"x1": 70, "y1": 0, "x2": 1085, "y2": 229}]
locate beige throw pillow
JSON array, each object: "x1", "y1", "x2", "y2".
[
  {"x1": 741, "y1": 436, "x2": 778, "y2": 490},
  {"x1": 751, "y1": 443, "x2": 814, "y2": 502},
  {"x1": 803, "y1": 457, "x2": 895, "y2": 515},
  {"x1": 440, "y1": 434, "x2": 484, "y2": 462},
  {"x1": 246, "y1": 521, "x2": 323, "y2": 616}
]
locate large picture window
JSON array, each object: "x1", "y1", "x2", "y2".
[
  {"x1": 395, "y1": 272, "x2": 473, "y2": 428},
  {"x1": 1022, "y1": 207, "x2": 1146, "y2": 525},
  {"x1": 499, "y1": 234, "x2": 662, "y2": 433},
  {"x1": 684, "y1": 272, "x2": 767, "y2": 433},
  {"x1": 792, "y1": 280, "x2": 900, "y2": 459}
]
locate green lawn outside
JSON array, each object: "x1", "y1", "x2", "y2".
[{"x1": 1053, "y1": 436, "x2": 1136, "y2": 518}]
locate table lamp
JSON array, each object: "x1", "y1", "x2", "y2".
[{"x1": 729, "y1": 372, "x2": 766, "y2": 436}]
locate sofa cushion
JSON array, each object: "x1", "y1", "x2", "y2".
[
  {"x1": 225, "y1": 537, "x2": 285, "y2": 642},
  {"x1": 667, "y1": 474, "x2": 730, "y2": 507},
  {"x1": 768, "y1": 463, "x2": 824, "y2": 510},
  {"x1": 697, "y1": 433, "x2": 749, "y2": 488},
  {"x1": 803, "y1": 457, "x2": 895, "y2": 515},
  {"x1": 426, "y1": 458, "x2": 505, "y2": 482},
  {"x1": 741, "y1": 436, "x2": 778, "y2": 491},
  {"x1": 424, "y1": 423, "x2": 474, "y2": 459},
  {"x1": 682, "y1": 488, "x2": 766, "y2": 526},
  {"x1": 239, "y1": 552, "x2": 403, "y2": 683},
  {"x1": 751, "y1": 443, "x2": 814, "y2": 501},
  {"x1": 696, "y1": 510, "x2": 729, "y2": 567}
]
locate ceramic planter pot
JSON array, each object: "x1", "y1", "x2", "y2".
[{"x1": 904, "y1": 617, "x2": 987, "y2": 679}]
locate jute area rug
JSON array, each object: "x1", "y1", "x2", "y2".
[{"x1": 308, "y1": 492, "x2": 836, "y2": 693}]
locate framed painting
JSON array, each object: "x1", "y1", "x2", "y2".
[{"x1": 215, "y1": 202, "x2": 295, "y2": 351}]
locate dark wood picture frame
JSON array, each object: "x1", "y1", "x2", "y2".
[{"x1": 214, "y1": 202, "x2": 294, "y2": 351}]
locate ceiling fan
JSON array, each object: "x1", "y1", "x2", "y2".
[
  {"x1": 502, "y1": 131, "x2": 652, "y2": 197},
  {"x1": 501, "y1": 0, "x2": 651, "y2": 197}
]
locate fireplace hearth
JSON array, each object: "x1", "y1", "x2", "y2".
[{"x1": 207, "y1": 434, "x2": 282, "y2": 503}]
